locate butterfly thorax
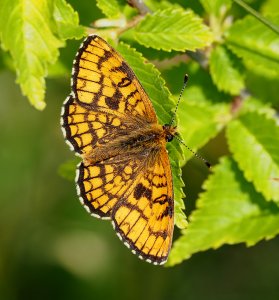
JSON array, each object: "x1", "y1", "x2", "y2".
[{"x1": 82, "y1": 123, "x2": 176, "y2": 165}]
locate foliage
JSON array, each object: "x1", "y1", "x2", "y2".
[{"x1": 0, "y1": 0, "x2": 278, "y2": 266}]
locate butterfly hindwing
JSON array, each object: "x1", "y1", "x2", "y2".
[
  {"x1": 76, "y1": 153, "x2": 144, "y2": 219},
  {"x1": 112, "y1": 148, "x2": 174, "y2": 265}
]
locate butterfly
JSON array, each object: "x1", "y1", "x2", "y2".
[{"x1": 61, "y1": 35, "x2": 177, "y2": 265}]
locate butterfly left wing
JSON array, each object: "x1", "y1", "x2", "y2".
[{"x1": 112, "y1": 147, "x2": 174, "y2": 265}]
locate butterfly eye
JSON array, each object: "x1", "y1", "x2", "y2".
[{"x1": 166, "y1": 134, "x2": 173, "y2": 142}]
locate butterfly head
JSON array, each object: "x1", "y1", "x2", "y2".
[{"x1": 162, "y1": 124, "x2": 177, "y2": 142}]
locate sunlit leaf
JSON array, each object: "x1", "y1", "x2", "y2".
[
  {"x1": 200, "y1": 0, "x2": 231, "y2": 16},
  {"x1": 121, "y1": 8, "x2": 213, "y2": 51},
  {"x1": 0, "y1": 0, "x2": 84, "y2": 110},
  {"x1": 226, "y1": 111, "x2": 279, "y2": 202},
  {"x1": 168, "y1": 157, "x2": 279, "y2": 266},
  {"x1": 226, "y1": 15, "x2": 279, "y2": 78},
  {"x1": 209, "y1": 45, "x2": 245, "y2": 95},
  {"x1": 96, "y1": 0, "x2": 124, "y2": 18}
]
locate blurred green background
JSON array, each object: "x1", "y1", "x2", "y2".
[{"x1": 1, "y1": 68, "x2": 279, "y2": 300}]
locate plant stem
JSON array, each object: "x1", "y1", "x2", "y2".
[{"x1": 233, "y1": 0, "x2": 279, "y2": 35}]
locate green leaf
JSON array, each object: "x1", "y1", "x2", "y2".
[
  {"x1": 115, "y1": 42, "x2": 187, "y2": 228},
  {"x1": 226, "y1": 111, "x2": 279, "y2": 202},
  {"x1": 246, "y1": 70, "x2": 279, "y2": 109},
  {"x1": 96, "y1": 0, "x2": 124, "y2": 18},
  {"x1": 52, "y1": 0, "x2": 85, "y2": 39},
  {"x1": 178, "y1": 100, "x2": 230, "y2": 162},
  {"x1": 144, "y1": 0, "x2": 182, "y2": 11},
  {"x1": 0, "y1": 0, "x2": 84, "y2": 110},
  {"x1": 209, "y1": 45, "x2": 245, "y2": 95},
  {"x1": 121, "y1": 8, "x2": 213, "y2": 52},
  {"x1": 168, "y1": 157, "x2": 279, "y2": 266},
  {"x1": 226, "y1": 15, "x2": 279, "y2": 78},
  {"x1": 200, "y1": 0, "x2": 231, "y2": 16},
  {"x1": 162, "y1": 61, "x2": 231, "y2": 162},
  {"x1": 261, "y1": 0, "x2": 279, "y2": 15},
  {"x1": 240, "y1": 96, "x2": 277, "y2": 118}
]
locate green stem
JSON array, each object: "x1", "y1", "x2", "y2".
[{"x1": 233, "y1": 0, "x2": 279, "y2": 35}]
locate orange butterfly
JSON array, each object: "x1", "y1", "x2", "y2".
[{"x1": 61, "y1": 35, "x2": 177, "y2": 265}]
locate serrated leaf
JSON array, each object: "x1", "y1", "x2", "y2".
[
  {"x1": 96, "y1": 0, "x2": 124, "y2": 18},
  {"x1": 115, "y1": 42, "x2": 187, "y2": 228},
  {"x1": 52, "y1": 0, "x2": 85, "y2": 39},
  {"x1": 144, "y1": 0, "x2": 182, "y2": 11},
  {"x1": 178, "y1": 100, "x2": 230, "y2": 163},
  {"x1": 240, "y1": 96, "x2": 277, "y2": 118},
  {"x1": 168, "y1": 157, "x2": 279, "y2": 266},
  {"x1": 226, "y1": 111, "x2": 279, "y2": 202},
  {"x1": 226, "y1": 15, "x2": 279, "y2": 78},
  {"x1": 0, "y1": 0, "x2": 84, "y2": 110},
  {"x1": 200, "y1": 0, "x2": 231, "y2": 16},
  {"x1": 162, "y1": 61, "x2": 231, "y2": 162},
  {"x1": 209, "y1": 45, "x2": 245, "y2": 95},
  {"x1": 122, "y1": 8, "x2": 213, "y2": 52}
]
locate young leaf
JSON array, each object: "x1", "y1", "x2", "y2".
[
  {"x1": 168, "y1": 157, "x2": 279, "y2": 266},
  {"x1": 0, "y1": 0, "x2": 84, "y2": 110},
  {"x1": 121, "y1": 8, "x2": 213, "y2": 52},
  {"x1": 209, "y1": 45, "x2": 245, "y2": 95},
  {"x1": 52, "y1": 0, "x2": 85, "y2": 39},
  {"x1": 226, "y1": 111, "x2": 279, "y2": 202},
  {"x1": 96, "y1": 0, "x2": 124, "y2": 18},
  {"x1": 144, "y1": 0, "x2": 182, "y2": 11},
  {"x1": 226, "y1": 15, "x2": 279, "y2": 78},
  {"x1": 200, "y1": 0, "x2": 231, "y2": 16},
  {"x1": 115, "y1": 42, "x2": 187, "y2": 228}
]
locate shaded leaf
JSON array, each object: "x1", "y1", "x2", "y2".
[
  {"x1": 226, "y1": 111, "x2": 279, "y2": 202},
  {"x1": 168, "y1": 157, "x2": 279, "y2": 266}
]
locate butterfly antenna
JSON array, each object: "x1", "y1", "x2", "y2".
[
  {"x1": 175, "y1": 135, "x2": 211, "y2": 169},
  {"x1": 169, "y1": 74, "x2": 189, "y2": 126}
]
